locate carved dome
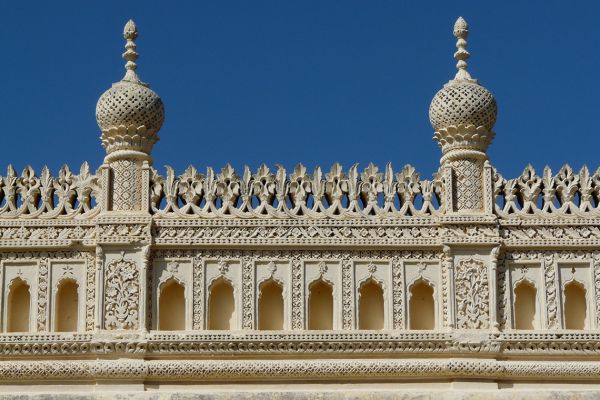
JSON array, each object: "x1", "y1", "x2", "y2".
[
  {"x1": 429, "y1": 17, "x2": 497, "y2": 134},
  {"x1": 429, "y1": 81, "x2": 497, "y2": 132},
  {"x1": 96, "y1": 20, "x2": 164, "y2": 160},
  {"x1": 96, "y1": 82, "x2": 164, "y2": 134}
]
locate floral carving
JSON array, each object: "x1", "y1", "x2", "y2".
[
  {"x1": 455, "y1": 258, "x2": 489, "y2": 329},
  {"x1": 104, "y1": 254, "x2": 139, "y2": 330}
]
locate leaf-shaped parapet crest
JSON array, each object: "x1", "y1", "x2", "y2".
[
  {"x1": 149, "y1": 163, "x2": 441, "y2": 218},
  {"x1": 0, "y1": 163, "x2": 101, "y2": 219},
  {"x1": 494, "y1": 164, "x2": 600, "y2": 218}
]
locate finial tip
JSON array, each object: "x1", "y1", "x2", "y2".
[
  {"x1": 453, "y1": 16, "x2": 468, "y2": 38},
  {"x1": 124, "y1": 19, "x2": 138, "y2": 40}
]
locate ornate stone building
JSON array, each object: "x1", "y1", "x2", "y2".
[{"x1": 0, "y1": 17, "x2": 599, "y2": 398}]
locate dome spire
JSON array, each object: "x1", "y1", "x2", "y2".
[
  {"x1": 121, "y1": 20, "x2": 145, "y2": 86},
  {"x1": 451, "y1": 17, "x2": 477, "y2": 84},
  {"x1": 96, "y1": 19, "x2": 164, "y2": 163}
]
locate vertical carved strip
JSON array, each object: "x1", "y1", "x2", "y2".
[
  {"x1": 443, "y1": 165, "x2": 454, "y2": 213},
  {"x1": 241, "y1": 255, "x2": 254, "y2": 329},
  {"x1": 341, "y1": 254, "x2": 354, "y2": 329},
  {"x1": 496, "y1": 253, "x2": 508, "y2": 330},
  {"x1": 192, "y1": 256, "x2": 204, "y2": 330},
  {"x1": 489, "y1": 245, "x2": 500, "y2": 330},
  {"x1": 37, "y1": 257, "x2": 49, "y2": 332},
  {"x1": 392, "y1": 255, "x2": 404, "y2": 329},
  {"x1": 99, "y1": 164, "x2": 110, "y2": 212},
  {"x1": 593, "y1": 252, "x2": 600, "y2": 329},
  {"x1": 483, "y1": 160, "x2": 494, "y2": 214},
  {"x1": 94, "y1": 247, "x2": 104, "y2": 331},
  {"x1": 85, "y1": 252, "x2": 96, "y2": 331},
  {"x1": 139, "y1": 245, "x2": 150, "y2": 333},
  {"x1": 442, "y1": 246, "x2": 454, "y2": 328},
  {"x1": 291, "y1": 255, "x2": 303, "y2": 330},
  {"x1": 141, "y1": 161, "x2": 150, "y2": 213},
  {"x1": 543, "y1": 253, "x2": 559, "y2": 329}
]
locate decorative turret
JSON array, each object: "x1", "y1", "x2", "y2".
[
  {"x1": 96, "y1": 20, "x2": 160, "y2": 212},
  {"x1": 96, "y1": 20, "x2": 165, "y2": 163},
  {"x1": 429, "y1": 17, "x2": 497, "y2": 214}
]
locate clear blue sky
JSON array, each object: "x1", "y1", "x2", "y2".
[{"x1": 0, "y1": 1, "x2": 598, "y2": 180}]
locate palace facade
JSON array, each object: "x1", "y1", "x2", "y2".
[{"x1": 0, "y1": 17, "x2": 599, "y2": 398}]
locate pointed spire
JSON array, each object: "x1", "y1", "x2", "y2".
[
  {"x1": 121, "y1": 19, "x2": 146, "y2": 85},
  {"x1": 451, "y1": 17, "x2": 477, "y2": 83}
]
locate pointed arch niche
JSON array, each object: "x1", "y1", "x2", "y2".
[
  {"x1": 258, "y1": 279, "x2": 284, "y2": 330},
  {"x1": 513, "y1": 279, "x2": 538, "y2": 330},
  {"x1": 308, "y1": 279, "x2": 333, "y2": 330},
  {"x1": 408, "y1": 278, "x2": 435, "y2": 330},
  {"x1": 207, "y1": 277, "x2": 236, "y2": 330},
  {"x1": 358, "y1": 278, "x2": 384, "y2": 330},
  {"x1": 158, "y1": 278, "x2": 186, "y2": 331},
  {"x1": 564, "y1": 280, "x2": 588, "y2": 330},
  {"x1": 152, "y1": 260, "x2": 193, "y2": 331},
  {"x1": 6, "y1": 278, "x2": 31, "y2": 333},
  {"x1": 54, "y1": 279, "x2": 79, "y2": 332}
]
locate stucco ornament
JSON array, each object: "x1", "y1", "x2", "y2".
[
  {"x1": 96, "y1": 20, "x2": 165, "y2": 161},
  {"x1": 3, "y1": 16, "x2": 600, "y2": 397},
  {"x1": 429, "y1": 17, "x2": 497, "y2": 156}
]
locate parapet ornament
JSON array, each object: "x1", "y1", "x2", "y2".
[
  {"x1": 494, "y1": 164, "x2": 600, "y2": 218},
  {"x1": 149, "y1": 163, "x2": 443, "y2": 218},
  {"x1": 0, "y1": 163, "x2": 100, "y2": 219}
]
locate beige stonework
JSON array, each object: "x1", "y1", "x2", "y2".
[{"x1": 0, "y1": 16, "x2": 599, "y2": 398}]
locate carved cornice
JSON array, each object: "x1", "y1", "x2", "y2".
[
  {"x1": 2, "y1": 358, "x2": 600, "y2": 382},
  {"x1": 2, "y1": 332, "x2": 600, "y2": 360}
]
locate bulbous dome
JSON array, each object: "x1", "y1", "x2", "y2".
[
  {"x1": 429, "y1": 81, "x2": 497, "y2": 132},
  {"x1": 429, "y1": 17, "x2": 497, "y2": 136},
  {"x1": 96, "y1": 82, "x2": 164, "y2": 134},
  {"x1": 96, "y1": 20, "x2": 164, "y2": 160}
]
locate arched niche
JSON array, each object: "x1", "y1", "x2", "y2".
[
  {"x1": 158, "y1": 278, "x2": 186, "y2": 331},
  {"x1": 358, "y1": 278, "x2": 384, "y2": 330},
  {"x1": 564, "y1": 281, "x2": 587, "y2": 330},
  {"x1": 513, "y1": 280, "x2": 537, "y2": 330},
  {"x1": 207, "y1": 277, "x2": 235, "y2": 330},
  {"x1": 54, "y1": 279, "x2": 79, "y2": 332},
  {"x1": 409, "y1": 279, "x2": 435, "y2": 330},
  {"x1": 7, "y1": 278, "x2": 31, "y2": 333},
  {"x1": 258, "y1": 279, "x2": 284, "y2": 330},
  {"x1": 308, "y1": 279, "x2": 333, "y2": 330}
]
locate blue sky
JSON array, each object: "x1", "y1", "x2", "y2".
[{"x1": 0, "y1": 1, "x2": 598, "y2": 180}]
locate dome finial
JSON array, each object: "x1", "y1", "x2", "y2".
[
  {"x1": 122, "y1": 19, "x2": 144, "y2": 85},
  {"x1": 96, "y1": 19, "x2": 164, "y2": 162},
  {"x1": 452, "y1": 16, "x2": 477, "y2": 83}
]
